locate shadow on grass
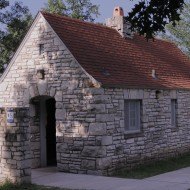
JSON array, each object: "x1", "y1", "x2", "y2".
[
  {"x1": 0, "y1": 181, "x2": 72, "y2": 190},
  {"x1": 114, "y1": 153, "x2": 190, "y2": 179}
]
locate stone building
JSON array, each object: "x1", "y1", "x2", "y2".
[{"x1": 1, "y1": 7, "x2": 190, "y2": 183}]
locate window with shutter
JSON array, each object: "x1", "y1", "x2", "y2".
[
  {"x1": 125, "y1": 100, "x2": 141, "y2": 133},
  {"x1": 171, "y1": 99, "x2": 177, "y2": 127}
]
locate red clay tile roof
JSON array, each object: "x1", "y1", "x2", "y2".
[{"x1": 42, "y1": 12, "x2": 190, "y2": 89}]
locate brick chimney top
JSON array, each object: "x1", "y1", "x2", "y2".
[
  {"x1": 106, "y1": 7, "x2": 132, "y2": 38},
  {"x1": 113, "y1": 6, "x2": 124, "y2": 17}
]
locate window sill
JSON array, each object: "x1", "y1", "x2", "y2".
[
  {"x1": 124, "y1": 130, "x2": 144, "y2": 139},
  {"x1": 171, "y1": 126, "x2": 179, "y2": 132}
]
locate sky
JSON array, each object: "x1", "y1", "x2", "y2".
[{"x1": 9, "y1": 0, "x2": 139, "y2": 23}]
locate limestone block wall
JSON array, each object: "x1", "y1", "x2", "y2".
[
  {"x1": 56, "y1": 88, "x2": 190, "y2": 175},
  {"x1": 87, "y1": 89, "x2": 190, "y2": 175},
  {"x1": 0, "y1": 108, "x2": 30, "y2": 183},
  {"x1": 29, "y1": 102, "x2": 40, "y2": 168},
  {"x1": 0, "y1": 13, "x2": 103, "y2": 174},
  {"x1": 55, "y1": 87, "x2": 107, "y2": 175}
]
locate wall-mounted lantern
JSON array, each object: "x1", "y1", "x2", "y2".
[{"x1": 155, "y1": 90, "x2": 162, "y2": 99}]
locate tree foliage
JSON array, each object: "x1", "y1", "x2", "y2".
[
  {"x1": 127, "y1": 0, "x2": 184, "y2": 39},
  {"x1": 163, "y1": 1, "x2": 190, "y2": 56},
  {"x1": 45, "y1": 0, "x2": 66, "y2": 15},
  {"x1": 65, "y1": 0, "x2": 99, "y2": 22},
  {"x1": 0, "y1": 0, "x2": 8, "y2": 9},
  {"x1": 0, "y1": 0, "x2": 33, "y2": 72},
  {"x1": 44, "y1": 0, "x2": 99, "y2": 22}
]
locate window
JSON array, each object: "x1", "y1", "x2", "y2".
[
  {"x1": 39, "y1": 44, "x2": 45, "y2": 55},
  {"x1": 171, "y1": 99, "x2": 177, "y2": 126},
  {"x1": 124, "y1": 100, "x2": 141, "y2": 133}
]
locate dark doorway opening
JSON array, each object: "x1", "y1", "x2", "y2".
[{"x1": 46, "y1": 98, "x2": 57, "y2": 166}]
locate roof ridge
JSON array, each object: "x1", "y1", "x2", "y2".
[
  {"x1": 40, "y1": 11, "x2": 115, "y2": 31},
  {"x1": 41, "y1": 11, "x2": 175, "y2": 45}
]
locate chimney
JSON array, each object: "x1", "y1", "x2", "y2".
[{"x1": 106, "y1": 7, "x2": 132, "y2": 38}]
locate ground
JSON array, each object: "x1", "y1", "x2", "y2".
[{"x1": 0, "y1": 183, "x2": 71, "y2": 190}]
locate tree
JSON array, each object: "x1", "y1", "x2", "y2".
[
  {"x1": 44, "y1": 0, "x2": 99, "y2": 22},
  {"x1": 0, "y1": 0, "x2": 33, "y2": 72},
  {"x1": 45, "y1": 0, "x2": 66, "y2": 15},
  {"x1": 127, "y1": 0, "x2": 185, "y2": 39},
  {"x1": 65, "y1": 0, "x2": 99, "y2": 22},
  {"x1": 0, "y1": 0, "x2": 8, "y2": 9},
  {"x1": 162, "y1": 1, "x2": 190, "y2": 56}
]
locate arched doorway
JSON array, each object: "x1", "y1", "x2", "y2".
[{"x1": 30, "y1": 96, "x2": 57, "y2": 168}]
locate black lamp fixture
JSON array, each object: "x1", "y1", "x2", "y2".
[{"x1": 155, "y1": 90, "x2": 162, "y2": 99}]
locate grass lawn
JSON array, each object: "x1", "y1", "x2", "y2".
[
  {"x1": 0, "y1": 182, "x2": 72, "y2": 190},
  {"x1": 114, "y1": 153, "x2": 190, "y2": 179}
]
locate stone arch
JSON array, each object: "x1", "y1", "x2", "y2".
[
  {"x1": 29, "y1": 81, "x2": 50, "y2": 100},
  {"x1": 29, "y1": 95, "x2": 57, "y2": 168}
]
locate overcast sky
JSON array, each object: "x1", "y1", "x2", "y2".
[{"x1": 9, "y1": 0, "x2": 139, "y2": 23}]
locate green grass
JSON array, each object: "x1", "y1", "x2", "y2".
[
  {"x1": 114, "y1": 153, "x2": 190, "y2": 179},
  {"x1": 0, "y1": 181, "x2": 71, "y2": 190}
]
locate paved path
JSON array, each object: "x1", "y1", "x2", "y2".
[{"x1": 32, "y1": 167, "x2": 190, "y2": 190}]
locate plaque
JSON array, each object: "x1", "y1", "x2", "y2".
[{"x1": 7, "y1": 108, "x2": 15, "y2": 126}]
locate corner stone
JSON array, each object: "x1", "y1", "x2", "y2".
[
  {"x1": 56, "y1": 109, "x2": 66, "y2": 120},
  {"x1": 101, "y1": 136, "x2": 112, "y2": 145},
  {"x1": 82, "y1": 146, "x2": 106, "y2": 157},
  {"x1": 96, "y1": 157, "x2": 112, "y2": 170},
  {"x1": 89, "y1": 123, "x2": 106, "y2": 135},
  {"x1": 81, "y1": 160, "x2": 95, "y2": 170}
]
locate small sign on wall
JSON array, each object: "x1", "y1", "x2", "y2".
[{"x1": 6, "y1": 108, "x2": 15, "y2": 126}]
